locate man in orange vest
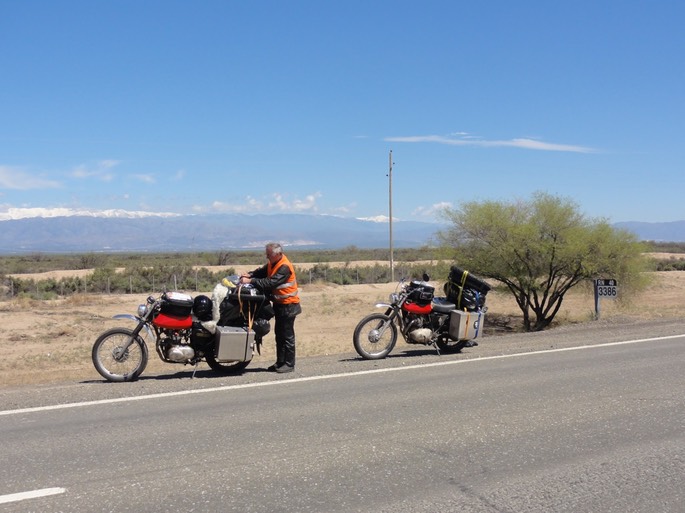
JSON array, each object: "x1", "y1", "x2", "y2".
[{"x1": 240, "y1": 242, "x2": 301, "y2": 373}]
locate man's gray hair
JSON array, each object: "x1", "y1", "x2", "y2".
[{"x1": 266, "y1": 242, "x2": 283, "y2": 255}]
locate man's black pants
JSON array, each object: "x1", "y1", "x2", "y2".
[{"x1": 274, "y1": 315, "x2": 297, "y2": 368}]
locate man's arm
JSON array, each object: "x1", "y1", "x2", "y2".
[{"x1": 249, "y1": 263, "x2": 289, "y2": 293}]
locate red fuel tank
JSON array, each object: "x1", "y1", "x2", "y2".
[
  {"x1": 153, "y1": 313, "x2": 193, "y2": 330},
  {"x1": 402, "y1": 301, "x2": 432, "y2": 315}
]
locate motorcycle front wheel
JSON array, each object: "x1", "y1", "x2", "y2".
[
  {"x1": 92, "y1": 328, "x2": 148, "y2": 382},
  {"x1": 205, "y1": 352, "x2": 251, "y2": 374},
  {"x1": 353, "y1": 313, "x2": 398, "y2": 360}
]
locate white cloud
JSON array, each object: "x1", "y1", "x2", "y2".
[
  {"x1": 197, "y1": 192, "x2": 322, "y2": 214},
  {"x1": 202, "y1": 199, "x2": 259, "y2": 213},
  {"x1": 357, "y1": 215, "x2": 392, "y2": 223},
  {"x1": 133, "y1": 174, "x2": 156, "y2": 184},
  {"x1": 331, "y1": 204, "x2": 355, "y2": 215},
  {"x1": 0, "y1": 165, "x2": 62, "y2": 190},
  {"x1": 412, "y1": 202, "x2": 453, "y2": 218},
  {"x1": 71, "y1": 160, "x2": 121, "y2": 181},
  {"x1": 385, "y1": 133, "x2": 596, "y2": 153},
  {"x1": 267, "y1": 192, "x2": 320, "y2": 212}
]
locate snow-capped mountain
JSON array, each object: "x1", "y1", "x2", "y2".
[
  {"x1": 1, "y1": 209, "x2": 683, "y2": 254},
  {"x1": 0, "y1": 212, "x2": 445, "y2": 253}
]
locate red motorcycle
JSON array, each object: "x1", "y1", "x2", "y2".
[
  {"x1": 91, "y1": 278, "x2": 273, "y2": 382},
  {"x1": 352, "y1": 268, "x2": 489, "y2": 359}
]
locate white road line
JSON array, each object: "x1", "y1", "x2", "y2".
[
  {"x1": 0, "y1": 333, "x2": 682, "y2": 418},
  {"x1": 0, "y1": 487, "x2": 66, "y2": 504}
]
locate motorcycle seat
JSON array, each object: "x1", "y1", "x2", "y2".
[{"x1": 431, "y1": 297, "x2": 456, "y2": 314}]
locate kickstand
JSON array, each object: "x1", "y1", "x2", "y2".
[
  {"x1": 432, "y1": 341, "x2": 441, "y2": 356},
  {"x1": 191, "y1": 362, "x2": 199, "y2": 378}
]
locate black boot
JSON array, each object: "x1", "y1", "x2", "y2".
[{"x1": 267, "y1": 337, "x2": 287, "y2": 371}]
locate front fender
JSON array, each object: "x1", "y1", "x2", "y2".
[
  {"x1": 373, "y1": 303, "x2": 398, "y2": 317},
  {"x1": 113, "y1": 314, "x2": 154, "y2": 340}
]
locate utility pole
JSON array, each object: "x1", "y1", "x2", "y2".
[{"x1": 388, "y1": 150, "x2": 394, "y2": 282}]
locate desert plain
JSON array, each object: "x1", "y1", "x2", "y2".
[{"x1": 1, "y1": 262, "x2": 684, "y2": 387}]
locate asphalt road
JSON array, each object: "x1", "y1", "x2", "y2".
[{"x1": 1, "y1": 320, "x2": 684, "y2": 512}]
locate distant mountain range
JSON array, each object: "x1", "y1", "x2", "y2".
[
  {"x1": 613, "y1": 221, "x2": 685, "y2": 243},
  {"x1": 0, "y1": 214, "x2": 683, "y2": 254},
  {"x1": 0, "y1": 213, "x2": 446, "y2": 253}
]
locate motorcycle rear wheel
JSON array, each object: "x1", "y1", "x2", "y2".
[
  {"x1": 205, "y1": 352, "x2": 251, "y2": 374},
  {"x1": 353, "y1": 313, "x2": 397, "y2": 359},
  {"x1": 92, "y1": 328, "x2": 148, "y2": 382}
]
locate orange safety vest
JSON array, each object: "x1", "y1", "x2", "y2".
[{"x1": 267, "y1": 254, "x2": 300, "y2": 305}]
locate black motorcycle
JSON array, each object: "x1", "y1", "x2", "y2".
[{"x1": 353, "y1": 267, "x2": 490, "y2": 359}]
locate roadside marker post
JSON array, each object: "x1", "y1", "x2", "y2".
[{"x1": 594, "y1": 278, "x2": 618, "y2": 320}]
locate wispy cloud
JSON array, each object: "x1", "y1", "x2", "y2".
[
  {"x1": 269, "y1": 192, "x2": 321, "y2": 212},
  {"x1": 385, "y1": 133, "x2": 597, "y2": 153},
  {"x1": 196, "y1": 192, "x2": 322, "y2": 214},
  {"x1": 412, "y1": 201, "x2": 453, "y2": 218},
  {"x1": 71, "y1": 160, "x2": 120, "y2": 181},
  {"x1": 0, "y1": 165, "x2": 62, "y2": 189},
  {"x1": 133, "y1": 174, "x2": 156, "y2": 184}
]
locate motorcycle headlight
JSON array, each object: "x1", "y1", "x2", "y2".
[
  {"x1": 389, "y1": 293, "x2": 399, "y2": 303},
  {"x1": 137, "y1": 304, "x2": 148, "y2": 317}
]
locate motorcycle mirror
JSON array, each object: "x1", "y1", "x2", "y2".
[{"x1": 422, "y1": 272, "x2": 430, "y2": 282}]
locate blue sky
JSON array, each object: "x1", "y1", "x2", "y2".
[{"x1": 1, "y1": 0, "x2": 683, "y2": 223}]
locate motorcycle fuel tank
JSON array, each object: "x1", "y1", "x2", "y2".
[
  {"x1": 153, "y1": 313, "x2": 193, "y2": 330},
  {"x1": 402, "y1": 302, "x2": 432, "y2": 315}
]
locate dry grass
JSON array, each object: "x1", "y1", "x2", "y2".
[{"x1": 1, "y1": 271, "x2": 683, "y2": 387}]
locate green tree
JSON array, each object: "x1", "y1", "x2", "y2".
[{"x1": 438, "y1": 192, "x2": 647, "y2": 331}]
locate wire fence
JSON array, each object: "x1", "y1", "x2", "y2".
[{"x1": 1, "y1": 262, "x2": 452, "y2": 300}]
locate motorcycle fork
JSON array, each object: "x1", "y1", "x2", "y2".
[
  {"x1": 378, "y1": 307, "x2": 401, "y2": 340},
  {"x1": 119, "y1": 320, "x2": 148, "y2": 356}
]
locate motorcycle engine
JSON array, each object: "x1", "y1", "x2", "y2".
[
  {"x1": 404, "y1": 313, "x2": 434, "y2": 344},
  {"x1": 408, "y1": 328, "x2": 433, "y2": 344},
  {"x1": 162, "y1": 337, "x2": 195, "y2": 362},
  {"x1": 166, "y1": 343, "x2": 195, "y2": 362}
]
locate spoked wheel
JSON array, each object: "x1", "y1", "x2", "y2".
[
  {"x1": 205, "y1": 351, "x2": 251, "y2": 374},
  {"x1": 436, "y1": 336, "x2": 468, "y2": 354},
  {"x1": 353, "y1": 313, "x2": 398, "y2": 360},
  {"x1": 92, "y1": 328, "x2": 148, "y2": 382}
]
